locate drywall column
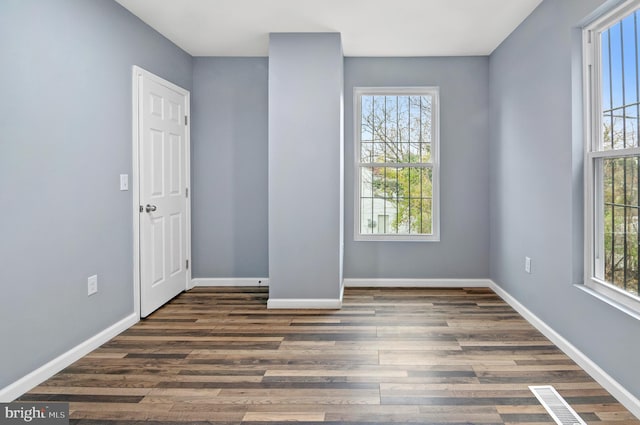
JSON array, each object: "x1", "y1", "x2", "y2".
[{"x1": 268, "y1": 33, "x2": 344, "y2": 308}]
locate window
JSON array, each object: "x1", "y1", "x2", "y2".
[
  {"x1": 354, "y1": 87, "x2": 439, "y2": 241},
  {"x1": 585, "y1": 0, "x2": 640, "y2": 312}
]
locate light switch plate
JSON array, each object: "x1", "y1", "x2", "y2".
[
  {"x1": 120, "y1": 174, "x2": 128, "y2": 191},
  {"x1": 88, "y1": 275, "x2": 98, "y2": 296}
]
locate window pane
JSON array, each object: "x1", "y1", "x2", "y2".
[
  {"x1": 624, "y1": 106, "x2": 638, "y2": 148},
  {"x1": 361, "y1": 167, "x2": 393, "y2": 234},
  {"x1": 398, "y1": 96, "x2": 410, "y2": 143},
  {"x1": 360, "y1": 197, "x2": 374, "y2": 234},
  {"x1": 361, "y1": 96, "x2": 374, "y2": 141},
  {"x1": 377, "y1": 214, "x2": 390, "y2": 234},
  {"x1": 372, "y1": 96, "x2": 385, "y2": 152},
  {"x1": 360, "y1": 141, "x2": 386, "y2": 164},
  {"x1": 398, "y1": 96, "x2": 410, "y2": 160},
  {"x1": 603, "y1": 110, "x2": 613, "y2": 149},
  {"x1": 610, "y1": 23, "x2": 624, "y2": 110},
  {"x1": 361, "y1": 142, "x2": 373, "y2": 163},
  {"x1": 623, "y1": 14, "x2": 638, "y2": 105},
  {"x1": 421, "y1": 95, "x2": 432, "y2": 143},
  {"x1": 384, "y1": 96, "x2": 397, "y2": 162},
  {"x1": 420, "y1": 199, "x2": 433, "y2": 234},
  {"x1": 601, "y1": 13, "x2": 640, "y2": 151},
  {"x1": 409, "y1": 96, "x2": 421, "y2": 143},
  {"x1": 361, "y1": 94, "x2": 433, "y2": 164},
  {"x1": 421, "y1": 144, "x2": 432, "y2": 163},
  {"x1": 613, "y1": 113, "x2": 625, "y2": 150},
  {"x1": 601, "y1": 156, "x2": 640, "y2": 297},
  {"x1": 360, "y1": 166, "x2": 433, "y2": 235},
  {"x1": 406, "y1": 199, "x2": 431, "y2": 234}
]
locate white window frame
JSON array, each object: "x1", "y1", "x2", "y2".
[
  {"x1": 584, "y1": 0, "x2": 640, "y2": 314},
  {"x1": 354, "y1": 86, "x2": 440, "y2": 242}
]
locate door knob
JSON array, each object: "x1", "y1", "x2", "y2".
[{"x1": 145, "y1": 204, "x2": 157, "y2": 213}]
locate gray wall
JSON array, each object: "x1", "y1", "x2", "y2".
[
  {"x1": 269, "y1": 33, "x2": 344, "y2": 300},
  {"x1": 0, "y1": 0, "x2": 192, "y2": 389},
  {"x1": 489, "y1": 0, "x2": 640, "y2": 398},
  {"x1": 344, "y1": 58, "x2": 490, "y2": 279},
  {"x1": 190, "y1": 56, "x2": 491, "y2": 282},
  {"x1": 191, "y1": 58, "x2": 269, "y2": 278}
]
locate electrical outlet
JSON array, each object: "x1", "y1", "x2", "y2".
[
  {"x1": 88, "y1": 275, "x2": 98, "y2": 296},
  {"x1": 525, "y1": 257, "x2": 532, "y2": 274}
]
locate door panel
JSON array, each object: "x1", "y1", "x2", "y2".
[
  {"x1": 150, "y1": 130, "x2": 164, "y2": 197},
  {"x1": 150, "y1": 216, "x2": 165, "y2": 286},
  {"x1": 139, "y1": 71, "x2": 189, "y2": 317},
  {"x1": 169, "y1": 212, "x2": 183, "y2": 276},
  {"x1": 169, "y1": 133, "x2": 182, "y2": 195}
]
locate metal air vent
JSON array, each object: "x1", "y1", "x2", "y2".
[{"x1": 529, "y1": 385, "x2": 586, "y2": 425}]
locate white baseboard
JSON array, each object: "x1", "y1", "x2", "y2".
[
  {"x1": 193, "y1": 278, "x2": 489, "y2": 289},
  {"x1": 267, "y1": 297, "x2": 342, "y2": 309},
  {"x1": 192, "y1": 278, "x2": 269, "y2": 287},
  {"x1": 489, "y1": 280, "x2": 640, "y2": 419},
  {"x1": 0, "y1": 313, "x2": 138, "y2": 402},
  {"x1": 344, "y1": 278, "x2": 492, "y2": 288}
]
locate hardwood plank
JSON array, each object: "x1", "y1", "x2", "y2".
[
  {"x1": 242, "y1": 412, "x2": 325, "y2": 421},
  {"x1": 16, "y1": 287, "x2": 639, "y2": 424}
]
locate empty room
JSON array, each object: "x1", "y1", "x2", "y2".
[{"x1": 1, "y1": 0, "x2": 640, "y2": 423}]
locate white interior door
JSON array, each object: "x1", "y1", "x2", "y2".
[{"x1": 136, "y1": 68, "x2": 190, "y2": 318}]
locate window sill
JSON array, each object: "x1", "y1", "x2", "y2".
[
  {"x1": 574, "y1": 284, "x2": 640, "y2": 321},
  {"x1": 354, "y1": 235, "x2": 440, "y2": 242}
]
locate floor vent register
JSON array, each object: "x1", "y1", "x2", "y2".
[{"x1": 529, "y1": 385, "x2": 587, "y2": 425}]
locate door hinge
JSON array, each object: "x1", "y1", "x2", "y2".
[
  {"x1": 186, "y1": 259, "x2": 189, "y2": 269},
  {"x1": 139, "y1": 205, "x2": 143, "y2": 213},
  {"x1": 185, "y1": 187, "x2": 189, "y2": 198},
  {"x1": 185, "y1": 115, "x2": 188, "y2": 126}
]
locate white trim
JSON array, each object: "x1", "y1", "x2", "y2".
[
  {"x1": 589, "y1": 146, "x2": 640, "y2": 159},
  {"x1": 353, "y1": 86, "x2": 440, "y2": 242},
  {"x1": 132, "y1": 66, "x2": 192, "y2": 314},
  {"x1": 266, "y1": 280, "x2": 344, "y2": 309},
  {"x1": 192, "y1": 278, "x2": 269, "y2": 287},
  {"x1": 575, "y1": 284, "x2": 640, "y2": 321},
  {"x1": 582, "y1": 3, "x2": 640, "y2": 314},
  {"x1": 132, "y1": 67, "x2": 141, "y2": 317},
  {"x1": 267, "y1": 297, "x2": 342, "y2": 309},
  {"x1": 587, "y1": 0, "x2": 640, "y2": 31},
  {"x1": 184, "y1": 82, "x2": 193, "y2": 292},
  {"x1": 489, "y1": 280, "x2": 640, "y2": 419},
  {"x1": 583, "y1": 21, "x2": 595, "y2": 291},
  {"x1": 0, "y1": 313, "x2": 138, "y2": 402},
  {"x1": 344, "y1": 278, "x2": 492, "y2": 288}
]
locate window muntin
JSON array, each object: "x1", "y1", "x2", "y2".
[
  {"x1": 355, "y1": 87, "x2": 439, "y2": 241},
  {"x1": 585, "y1": 0, "x2": 640, "y2": 311}
]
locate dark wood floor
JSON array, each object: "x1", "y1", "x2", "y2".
[{"x1": 19, "y1": 287, "x2": 639, "y2": 424}]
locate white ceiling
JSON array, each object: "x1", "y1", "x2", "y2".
[{"x1": 115, "y1": 0, "x2": 542, "y2": 57}]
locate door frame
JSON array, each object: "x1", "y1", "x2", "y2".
[{"x1": 132, "y1": 66, "x2": 193, "y2": 318}]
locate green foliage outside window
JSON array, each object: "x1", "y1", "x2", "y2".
[{"x1": 602, "y1": 123, "x2": 640, "y2": 296}]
